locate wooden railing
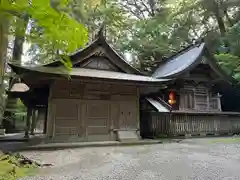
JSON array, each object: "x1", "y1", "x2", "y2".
[{"x1": 140, "y1": 111, "x2": 240, "y2": 138}]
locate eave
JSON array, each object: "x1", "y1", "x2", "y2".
[{"x1": 8, "y1": 63, "x2": 171, "y2": 86}]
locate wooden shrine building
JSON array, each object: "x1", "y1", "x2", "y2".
[
  {"x1": 8, "y1": 32, "x2": 240, "y2": 140},
  {"x1": 8, "y1": 30, "x2": 168, "y2": 142},
  {"x1": 141, "y1": 41, "x2": 240, "y2": 137}
]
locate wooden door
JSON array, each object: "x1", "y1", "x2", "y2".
[
  {"x1": 119, "y1": 102, "x2": 127, "y2": 129},
  {"x1": 119, "y1": 101, "x2": 137, "y2": 130},
  {"x1": 53, "y1": 99, "x2": 81, "y2": 137},
  {"x1": 85, "y1": 100, "x2": 111, "y2": 141}
]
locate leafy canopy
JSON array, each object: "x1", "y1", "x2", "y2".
[
  {"x1": 100, "y1": 0, "x2": 240, "y2": 79},
  {"x1": 0, "y1": 0, "x2": 88, "y2": 68}
]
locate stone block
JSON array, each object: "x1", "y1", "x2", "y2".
[
  {"x1": 0, "y1": 129, "x2": 5, "y2": 135},
  {"x1": 117, "y1": 130, "x2": 140, "y2": 142},
  {"x1": 185, "y1": 134, "x2": 192, "y2": 138},
  {"x1": 200, "y1": 133, "x2": 206, "y2": 137}
]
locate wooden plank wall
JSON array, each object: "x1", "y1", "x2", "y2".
[
  {"x1": 140, "y1": 112, "x2": 240, "y2": 138},
  {"x1": 170, "y1": 114, "x2": 240, "y2": 135},
  {"x1": 179, "y1": 83, "x2": 221, "y2": 111},
  {"x1": 140, "y1": 112, "x2": 170, "y2": 138},
  {"x1": 51, "y1": 80, "x2": 138, "y2": 99},
  {"x1": 47, "y1": 79, "x2": 140, "y2": 138}
]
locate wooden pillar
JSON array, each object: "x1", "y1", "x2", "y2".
[
  {"x1": 179, "y1": 90, "x2": 186, "y2": 110},
  {"x1": 136, "y1": 87, "x2": 140, "y2": 131},
  {"x1": 43, "y1": 107, "x2": 48, "y2": 134},
  {"x1": 217, "y1": 93, "x2": 222, "y2": 111},
  {"x1": 25, "y1": 107, "x2": 32, "y2": 138},
  {"x1": 207, "y1": 90, "x2": 210, "y2": 110},
  {"x1": 30, "y1": 109, "x2": 36, "y2": 135}
]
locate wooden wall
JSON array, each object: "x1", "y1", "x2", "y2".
[
  {"x1": 46, "y1": 79, "x2": 140, "y2": 141},
  {"x1": 51, "y1": 80, "x2": 138, "y2": 99},
  {"x1": 178, "y1": 83, "x2": 221, "y2": 112},
  {"x1": 141, "y1": 112, "x2": 240, "y2": 138}
]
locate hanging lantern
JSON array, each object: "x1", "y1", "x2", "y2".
[{"x1": 168, "y1": 90, "x2": 176, "y2": 105}]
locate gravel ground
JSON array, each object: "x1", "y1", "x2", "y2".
[{"x1": 19, "y1": 137, "x2": 240, "y2": 180}]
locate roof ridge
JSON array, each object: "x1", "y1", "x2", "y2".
[{"x1": 41, "y1": 26, "x2": 142, "y2": 75}]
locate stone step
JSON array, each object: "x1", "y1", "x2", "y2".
[{"x1": 117, "y1": 130, "x2": 140, "y2": 142}]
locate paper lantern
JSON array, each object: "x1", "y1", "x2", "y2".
[
  {"x1": 168, "y1": 91, "x2": 176, "y2": 105},
  {"x1": 10, "y1": 83, "x2": 29, "y2": 92}
]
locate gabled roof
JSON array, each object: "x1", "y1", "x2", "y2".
[
  {"x1": 152, "y1": 41, "x2": 236, "y2": 84},
  {"x1": 43, "y1": 27, "x2": 142, "y2": 75}
]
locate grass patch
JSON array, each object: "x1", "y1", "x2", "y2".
[
  {"x1": 209, "y1": 137, "x2": 240, "y2": 144},
  {"x1": 0, "y1": 152, "x2": 38, "y2": 180}
]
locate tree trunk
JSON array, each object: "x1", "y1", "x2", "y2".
[
  {"x1": 215, "y1": 11, "x2": 226, "y2": 36},
  {"x1": 4, "y1": 17, "x2": 29, "y2": 121},
  {"x1": 212, "y1": 0, "x2": 226, "y2": 36},
  {"x1": 224, "y1": 9, "x2": 234, "y2": 27},
  {"x1": 0, "y1": 14, "x2": 9, "y2": 125}
]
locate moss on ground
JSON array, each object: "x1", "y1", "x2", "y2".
[
  {"x1": 0, "y1": 152, "x2": 38, "y2": 180},
  {"x1": 209, "y1": 137, "x2": 240, "y2": 144}
]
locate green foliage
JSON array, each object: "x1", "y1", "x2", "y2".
[
  {"x1": 2, "y1": 0, "x2": 240, "y2": 80},
  {"x1": 224, "y1": 21, "x2": 240, "y2": 56},
  {"x1": 215, "y1": 21, "x2": 240, "y2": 81},
  {"x1": 169, "y1": 0, "x2": 240, "y2": 81},
  {"x1": 101, "y1": 0, "x2": 195, "y2": 72},
  {"x1": 0, "y1": 0, "x2": 88, "y2": 67},
  {"x1": 103, "y1": 0, "x2": 240, "y2": 76},
  {"x1": 4, "y1": 98, "x2": 26, "y2": 117},
  {"x1": 1, "y1": 0, "x2": 89, "y2": 124},
  {"x1": 28, "y1": 0, "x2": 87, "y2": 52},
  {"x1": 15, "y1": 99, "x2": 26, "y2": 113},
  {"x1": 71, "y1": 0, "x2": 129, "y2": 43},
  {"x1": 215, "y1": 53, "x2": 240, "y2": 80},
  {"x1": 0, "y1": 152, "x2": 37, "y2": 180}
]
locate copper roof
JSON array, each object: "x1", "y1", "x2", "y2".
[
  {"x1": 152, "y1": 43, "x2": 205, "y2": 78},
  {"x1": 152, "y1": 42, "x2": 235, "y2": 84}
]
